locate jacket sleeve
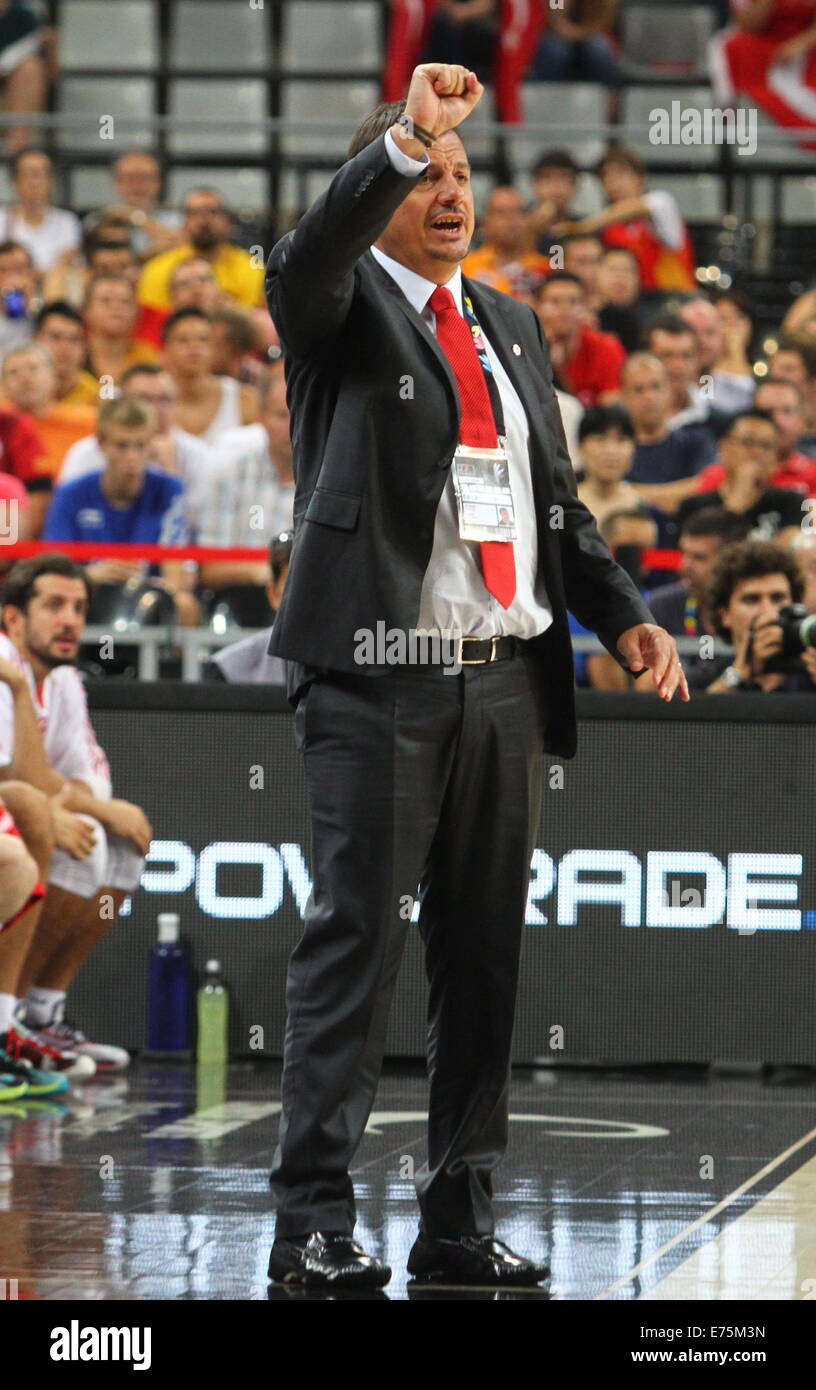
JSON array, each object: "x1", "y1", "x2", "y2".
[
  {"x1": 530, "y1": 311, "x2": 656, "y2": 670},
  {"x1": 265, "y1": 132, "x2": 426, "y2": 360}
]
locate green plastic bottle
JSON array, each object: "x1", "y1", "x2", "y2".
[{"x1": 196, "y1": 959, "x2": 228, "y2": 1064}]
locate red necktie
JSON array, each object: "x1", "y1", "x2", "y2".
[{"x1": 429, "y1": 286, "x2": 516, "y2": 609}]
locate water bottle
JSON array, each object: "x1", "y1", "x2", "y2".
[
  {"x1": 146, "y1": 913, "x2": 191, "y2": 1053},
  {"x1": 197, "y1": 959, "x2": 228, "y2": 1064}
]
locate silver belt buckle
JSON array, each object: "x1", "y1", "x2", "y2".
[{"x1": 459, "y1": 636, "x2": 499, "y2": 665}]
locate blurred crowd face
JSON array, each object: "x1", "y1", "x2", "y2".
[
  {"x1": 597, "y1": 248, "x2": 639, "y2": 307},
  {"x1": 4, "y1": 574, "x2": 88, "y2": 668},
  {"x1": 170, "y1": 258, "x2": 220, "y2": 310},
  {"x1": 580, "y1": 426, "x2": 634, "y2": 485},
  {"x1": 378, "y1": 131, "x2": 475, "y2": 278},
  {"x1": 84, "y1": 277, "x2": 138, "y2": 337},
  {"x1": 163, "y1": 315, "x2": 213, "y2": 377},
  {"x1": 600, "y1": 160, "x2": 643, "y2": 204},
  {"x1": 481, "y1": 187, "x2": 530, "y2": 256},
  {"x1": 35, "y1": 312, "x2": 86, "y2": 381},
  {"x1": 183, "y1": 192, "x2": 231, "y2": 252},
  {"x1": 679, "y1": 301, "x2": 724, "y2": 373},
  {"x1": 2, "y1": 347, "x2": 55, "y2": 413},
  {"x1": 263, "y1": 369, "x2": 292, "y2": 467},
  {"x1": 0, "y1": 245, "x2": 35, "y2": 301},
  {"x1": 793, "y1": 535, "x2": 816, "y2": 613},
  {"x1": 605, "y1": 514, "x2": 657, "y2": 549},
  {"x1": 720, "y1": 415, "x2": 779, "y2": 489},
  {"x1": 532, "y1": 165, "x2": 576, "y2": 216},
  {"x1": 648, "y1": 327, "x2": 700, "y2": 400},
  {"x1": 14, "y1": 150, "x2": 52, "y2": 208},
  {"x1": 718, "y1": 572, "x2": 793, "y2": 649},
  {"x1": 537, "y1": 278, "x2": 585, "y2": 342},
  {"x1": 563, "y1": 237, "x2": 603, "y2": 296},
  {"x1": 754, "y1": 381, "x2": 805, "y2": 455},
  {"x1": 769, "y1": 348, "x2": 809, "y2": 391},
  {"x1": 124, "y1": 368, "x2": 177, "y2": 435},
  {"x1": 99, "y1": 423, "x2": 155, "y2": 498},
  {"x1": 678, "y1": 532, "x2": 724, "y2": 600},
  {"x1": 88, "y1": 243, "x2": 140, "y2": 285},
  {"x1": 115, "y1": 152, "x2": 161, "y2": 211},
  {"x1": 620, "y1": 355, "x2": 671, "y2": 430}
]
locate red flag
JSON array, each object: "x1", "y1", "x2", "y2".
[
  {"x1": 494, "y1": 0, "x2": 545, "y2": 123},
  {"x1": 382, "y1": 0, "x2": 441, "y2": 102}
]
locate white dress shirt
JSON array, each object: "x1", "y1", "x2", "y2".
[{"x1": 374, "y1": 130, "x2": 553, "y2": 640}]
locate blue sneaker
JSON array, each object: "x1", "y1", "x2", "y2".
[{"x1": 0, "y1": 1044, "x2": 68, "y2": 1097}]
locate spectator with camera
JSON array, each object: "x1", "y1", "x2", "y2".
[{"x1": 700, "y1": 539, "x2": 816, "y2": 692}]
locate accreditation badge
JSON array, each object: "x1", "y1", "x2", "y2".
[{"x1": 450, "y1": 442, "x2": 517, "y2": 543}]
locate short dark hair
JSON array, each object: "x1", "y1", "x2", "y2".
[
  {"x1": 598, "y1": 144, "x2": 646, "y2": 180},
  {"x1": 0, "y1": 239, "x2": 33, "y2": 267},
  {"x1": 10, "y1": 145, "x2": 50, "y2": 179},
  {"x1": 162, "y1": 306, "x2": 211, "y2": 344},
  {"x1": 346, "y1": 100, "x2": 464, "y2": 161},
  {"x1": 602, "y1": 244, "x2": 640, "y2": 269},
  {"x1": 211, "y1": 305, "x2": 256, "y2": 354},
  {"x1": 578, "y1": 403, "x2": 635, "y2": 442},
  {"x1": 34, "y1": 300, "x2": 84, "y2": 333},
  {"x1": 600, "y1": 505, "x2": 654, "y2": 543},
  {"x1": 562, "y1": 232, "x2": 604, "y2": 253},
  {"x1": 754, "y1": 376, "x2": 804, "y2": 406},
  {"x1": 707, "y1": 539, "x2": 804, "y2": 638},
  {"x1": 269, "y1": 531, "x2": 292, "y2": 582},
  {"x1": 0, "y1": 553, "x2": 92, "y2": 621},
  {"x1": 532, "y1": 149, "x2": 579, "y2": 178},
  {"x1": 120, "y1": 361, "x2": 166, "y2": 390},
  {"x1": 538, "y1": 270, "x2": 584, "y2": 296},
  {"x1": 722, "y1": 407, "x2": 778, "y2": 438},
  {"x1": 776, "y1": 335, "x2": 816, "y2": 379},
  {"x1": 678, "y1": 507, "x2": 750, "y2": 544},
  {"x1": 645, "y1": 313, "x2": 699, "y2": 348}
]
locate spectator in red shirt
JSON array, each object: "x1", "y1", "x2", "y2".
[
  {"x1": 695, "y1": 378, "x2": 816, "y2": 498},
  {"x1": 535, "y1": 270, "x2": 625, "y2": 405},
  {"x1": 0, "y1": 405, "x2": 49, "y2": 535}
]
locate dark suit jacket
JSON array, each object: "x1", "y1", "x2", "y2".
[{"x1": 264, "y1": 132, "x2": 654, "y2": 758}]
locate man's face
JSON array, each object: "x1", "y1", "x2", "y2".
[
  {"x1": 99, "y1": 425, "x2": 153, "y2": 495},
  {"x1": 125, "y1": 370, "x2": 177, "y2": 434},
  {"x1": 263, "y1": 372, "x2": 291, "y2": 464},
  {"x1": 580, "y1": 427, "x2": 634, "y2": 483},
  {"x1": 649, "y1": 329, "x2": 700, "y2": 395},
  {"x1": 184, "y1": 195, "x2": 229, "y2": 252},
  {"x1": 170, "y1": 259, "x2": 220, "y2": 309},
  {"x1": 769, "y1": 350, "x2": 808, "y2": 391},
  {"x1": 621, "y1": 360, "x2": 671, "y2": 426},
  {"x1": 532, "y1": 166, "x2": 576, "y2": 215},
  {"x1": 679, "y1": 533, "x2": 723, "y2": 598},
  {"x1": 598, "y1": 251, "x2": 639, "y2": 306},
  {"x1": 376, "y1": 131, "x2": 475, "y2": 278},
  {"x1": 163, "y1": 318, "x2": 213, "y2": 375},
  {"x1": 115, "y1": 154, "x2": 161, "y2": 208},
  {"x1": 14, "y1": 151, "x2": 51, "y2": 204},
  {"x1": 0, "y1": 247, "x2": 35, "y2": 299},
  {"x1": 85, "y1": 279, "x2": 137, "y2": 336},
  {"x1": 794, "y1": 538, "x2": 816, "y2": 613},
  {"x1": 754, "y1": 384, "x2": 805, "y2": 454},
  {"x1": 601, "y1": 161, "x2": 643, "y2": 202},
  {"x1": 719, "y1": 572, "x2": 792, "y2": 647},
  {"x1": 89, "y1": 246, "x2": 140, "y2": 285},
  {"x1": 537, "y1": 280, "x2": 584, "y2": 340},
  {"x1": 482, "y1": 187, "x2": 528, "y2": 255},
  {"x1": 720, "y1": 417, "x2": 779, "y2": 487},
  {"x1": 2, "y1": 350, "x2": 54, "y2": 413},
  {"x1": 4, "y1": 575, "x2": 88, "y2": 668},
  {"x1": 679, "y1": 302, "x2": 723, "y2": 373},
  {"x1": 563, "y1": 239, "x2": 603, "y2": 294},
  {"x1": 36, "y1": 314, "x2": 86, "y2": 379}
]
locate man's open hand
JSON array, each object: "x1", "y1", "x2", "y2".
[
  {"x1": 404, "y1": 63, "x2": 483, "y2": 140},
  {"x1": 617, "y1": 623, "x2": 691, "y2": 702}
]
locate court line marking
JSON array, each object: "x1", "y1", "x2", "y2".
[{"x1": 595, "y1": 1123, "x2": 816, "y2": 1300}]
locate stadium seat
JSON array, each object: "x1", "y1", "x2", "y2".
[
  {"x1": 169, "y1": 0, "x2": 271, "y2": 71},
  {"x1": 619, "y1": 5, "x2": 716, "y2": 79},
  {"x1": 505, "y1": 84, "x2": 606, "y2": 173},
  {"x1": 166, "y1": 166, "x2": 269, "y2": 216},
  {"x1": 280, "y1": 1, "x2": 382, "y2": 72},
  {"x1": 619, "y1": 85, "x2": 718, "y2": 166},
  {"x1": 654, "y1": 173, "x2": 724, "y2": 221},
  {"x1": 167, "y1": 80, "x2": 268, "y2": 156},
  {"x1": 55, "y1": 78, "x2": 156, "y2": 152},
  {"x1": 751, "y1": 105, "x2": 815, "y2": 170},
  {"x1": 781, "y1": 177, "x2": 816, "y2": 225},
  {"x1": 59, "y1": 0, "x2": 158, "y2": 72},
  {"x1": 279, "y1": 80, "x2": 380, "y2": 158}
]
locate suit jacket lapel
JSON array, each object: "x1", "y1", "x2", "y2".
[{"x1": 363, "y1": 250, "x2": 461, "y2": 426}]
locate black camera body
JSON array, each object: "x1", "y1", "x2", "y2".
[{"x1": 749, "y1": 603, "x2": 816, "y2": 674}]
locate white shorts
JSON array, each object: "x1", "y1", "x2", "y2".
[{"x1": 49, "y1": 814, "x2": 145, "y2": 899}]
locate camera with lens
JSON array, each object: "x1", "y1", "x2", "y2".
[{"x1": 747, "y1": 603, "x2": 816, "y2": 674}]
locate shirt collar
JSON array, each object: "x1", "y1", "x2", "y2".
[{"x1": 370, "y1": 245, "x2": 464, "y2": 317}]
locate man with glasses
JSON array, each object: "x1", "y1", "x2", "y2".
[{"x1": 674, "y1": 409, "x2": 805, "y2": 543}]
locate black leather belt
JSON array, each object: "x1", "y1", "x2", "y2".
[{"x1": 457, "y1": 635, "x2": 517, "y2": 664}]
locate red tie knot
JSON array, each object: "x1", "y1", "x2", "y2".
[{"x1": 429, "y1": 286, "x2": 455, "y2": 317}]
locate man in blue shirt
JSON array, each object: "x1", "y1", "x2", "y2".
[{"x1": 43, "y1": 396, "x2": 197, "y2": 622}]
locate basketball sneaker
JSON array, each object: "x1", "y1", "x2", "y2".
[
  {"x1": 0, "y1": 1044, "x2": 68, "y2": 1097},
  {"x1": 4, "y1": 1021, "x2": 96, "y2": 1080},
  {"x1": 33, "y1": 1019, "x2": 130, "y2": 1075}
]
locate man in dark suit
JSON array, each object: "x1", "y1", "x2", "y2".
[{"x1": 264, "y1": 63, "x2": 689, "y2": 1291}]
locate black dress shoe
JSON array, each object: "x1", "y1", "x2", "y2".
[
  {"x1": 268, "y1": 1232, "x2": 391, "y2": 1289},
  {"x1": 407, "y1": 1232, "x2": 550, "y2": 1286}
]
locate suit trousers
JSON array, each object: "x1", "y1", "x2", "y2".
[{"x1": 269, "y1": 645, "x2": 547, "y2": 1239}]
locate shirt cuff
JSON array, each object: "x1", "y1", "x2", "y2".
[{"x1": 384, "y1": 127, "x2": 429, "y2": 177}]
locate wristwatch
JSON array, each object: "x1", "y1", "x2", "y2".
[{"x1": 721, "y1": 664, "x2": 745, "y2": 688}]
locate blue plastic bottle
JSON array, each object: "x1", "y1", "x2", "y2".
[{"x1": 147, "y1": 913, "x2": 191, "y2": 1053}]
